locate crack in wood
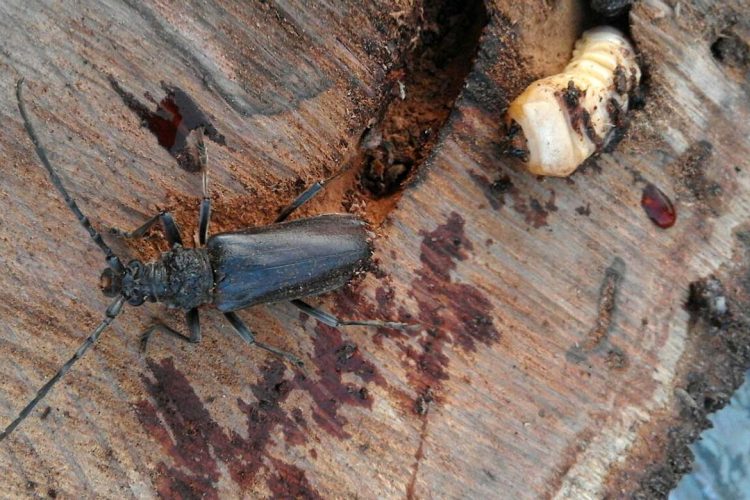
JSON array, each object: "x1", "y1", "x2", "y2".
[
  {"x1": 406, "y1": 411, "x2": 430, "y2": 500},
  {"x1": 567, "y1": 257, "x2": 628, "y2": 370},
  {"x1": 119, "y1": 0, "x2": 330, "y2": 117}
]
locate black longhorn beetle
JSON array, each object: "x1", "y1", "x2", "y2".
[{"x1": 0, "y1": 79, "x2": 411, "y2": 441}]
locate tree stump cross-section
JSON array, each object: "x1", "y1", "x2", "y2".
[{"x1": 1, "y1": 0, "x2": 749, "y2": 498}]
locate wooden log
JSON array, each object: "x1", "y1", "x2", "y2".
[{"x1": 0, "y1": 0, "x2": 748, "y2": 498}]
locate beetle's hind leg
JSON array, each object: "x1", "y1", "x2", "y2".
[
  {"x1": 140, "y1": 308, "x2": 201, "y2": 352},
  {"x1": 291, "y1": 299, "x2": 416, "y2": 331},
  {"x1": 110, "y1": 211, "x2": 183, "y2": 248},
  {"x1": 224, "y1": 312, "x2": 304, "y2": 367}
]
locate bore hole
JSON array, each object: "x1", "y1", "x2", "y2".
[
  {"x1": 358, "y1": 0, "x2": 488, "y2": 200},
  {"x1": 711, "y1": 31, "x2": 750, "y2": 69},
  {"x1": 586, "y1": 0, "x2": 633, "y2": 35}
]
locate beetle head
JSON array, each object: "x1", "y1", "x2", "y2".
[
  {"x1": 100, "y1": 260, "x2": 152, "y2": 306},
  {"x1": 100, "y1": 267, "x2": 122, "y2": 297}
]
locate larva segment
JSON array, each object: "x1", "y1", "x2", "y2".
[{"x1": 506, "y1": 27, "x2": 641, "y2": 177}]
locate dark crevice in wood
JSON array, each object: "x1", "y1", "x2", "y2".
[
  {"x1": 586, "y1": 0, "x2": 633, "y2": 36},
  {"x1": 309, "y1": 0, "x2": 488, "y2": 226},
  {"x1": 357, "y1": 0, "x2": 488, "y2": 199},
  {"x1": 711, "y1": 29, "x2": 750, "y2": 69},
  {"x1": 289, "y1": 0, "x2": 488, "y2": 227}
]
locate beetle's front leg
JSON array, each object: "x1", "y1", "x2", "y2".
[
  {"x1": 110, "y1": 211, "x2": 183, "y2": 248},
  {"x1": 291, "y1": 299, "x2": 416, "y2": 331}
]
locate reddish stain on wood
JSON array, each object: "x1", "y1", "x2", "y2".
[
  {"x1": 266, "y1": 457, "x2": 322, "y2": 500},
  {"x1": 510, "y1": 189, "x2": 556, "y2": 228},
  {"x1": 108, "y1": 77, "x2": 225, "y2": 172},
  {"x1": 294, "y1": 316, "x2": 386, "y2": 439},
  {"x1": 468, "y1": 170, "x2": 514, "y2": 211},
  {"x1": 146, "y1": 93, "x2": 191, "y2": 152},
  {"x1": 406, "y1": 212, "x2": 500, "y2": 397},
  {"x1": 339, "y1": 212, "x2": 501, "y2": 409},
  {"x1": 134, "y1": 358, "x2": 315, "y2": 498}
]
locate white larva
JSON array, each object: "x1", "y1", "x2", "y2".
[{"x1": 505, "y1": 27, "x2": 641, "y2": 177}]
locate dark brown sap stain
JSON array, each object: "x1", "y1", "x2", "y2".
[
  {"x1": 134, "y1": 358, "x2": 318, "y2": 498},
  {"x1": 343, "y1": 213, "x2": 500, "y2": 401},
  {"x1": 406, "y1": 413, "x2": 430, "y2": 500},
  {"x1": 459, "y1": 171, "x2": 560, "y2": 227},
  {"x1": 109, "y1": 76, "x2": 225, "y2": 172},
  {"x1": 332, "y1": 214, "x2": 500, "y2": 485},
  {"x1": 332, "y1": 212, "x2": 501, "y2": 499},
  {"x1": 404, "y1": 212, "x2": 499, "y2": 498}
]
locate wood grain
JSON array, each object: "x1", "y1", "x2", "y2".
[{"x1": 0, "y1": 0, "x2": 749, "y2": 498}]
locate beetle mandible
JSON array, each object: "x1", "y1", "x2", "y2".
[{"x1": 1, "y1": 79, "x2": 410, "y2": 441}]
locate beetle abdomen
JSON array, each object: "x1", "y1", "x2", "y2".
[
  {"x1": 207, "y1": 214, "x2": 371, "y2": 312},
  {"x1": 506, "y1": 27, "x2": 641, "y2": 177}
]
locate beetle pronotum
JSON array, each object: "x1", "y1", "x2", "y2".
[{"x1": 505, "y1": 27, "x2": 641, "y2": 177}]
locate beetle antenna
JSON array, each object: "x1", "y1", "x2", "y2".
[
  {"x1": 0, "y1": 296, "x2": 126, "y2": 442},
  {"x1": 16, "y1": 78, "x2": 124, "y2": 272}
]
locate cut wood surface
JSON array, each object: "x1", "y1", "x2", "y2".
[{"x1": 1, "y1": 1, "x2": 749, "y2": 498}]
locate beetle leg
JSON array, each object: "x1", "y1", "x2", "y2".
[
  {"x1": 198, "y1": 197, "x2": 211, "y2": 245},
  {"x1": 141, "y1": 309, "x2": 201, "y2": 352},
  {"x1": 197, "y1": 157, "x2": 211, "y2": 245},
  {"x1": 274, "y1": 181, "x2": 324, "y2": 223},
  {"x1": 110, "y1": 211, "x2": 183, "y2": 248},
  {"x1": 186, "y1": 308, "x2": 202, "y2": 343},
  {"x1": 291, "y1": 299, "x2": 416, "y2": 331},
  {"x1": 224, "y1": 312, "x2": 304, "y2": 367}
]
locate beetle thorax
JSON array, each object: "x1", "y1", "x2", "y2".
[{"x1": 122, "y1": 247, "x2": 213, "y2": 309}]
